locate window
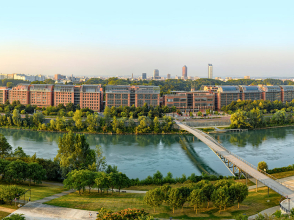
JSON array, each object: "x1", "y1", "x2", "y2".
[
  {"x1": 174, "y1": 103, "x2": 179, "y2": 106},
  {"x1": 122, "y1": 94, "x2": 128, "y2": 99},
  {"x1": 115, "y1": 100, "x2": 121, "y2": 104},
  {"x1": 145, "y1": 94, "x2": 150, "y2": 99},
  {"x1": 122, "y1": 100, "x2": 128, "y2": 105},
  {"x1": 195, "y1": 98, "x2": 200, "y2": 101},
  {"x1": 138, "y1": 94, "x2": 143, "y2": 99},
  {"x1": 167, "y1": 99, "x2": 173, "y2": 102},
  {"x1": 115, "y1": 94, "x2": 121, "y2": 99},
  {"x1": 152, "y1": 94, "x2": 158, "y2": 99},
  {"x1": 138, "y1": 100, "x2": 144, "y2": 105},
  {"x1": 180, "y1": 98, "x2": 186, "y2": 102},
  {"x1": 108, "y1": 94, "x2": 114, "y2": 99},
  {"x1": 152, "y1": 100, "x2": 158, "y2": 106},
  {"x1": 174, "y1": 98, "x2": 180, "y2": 102}
]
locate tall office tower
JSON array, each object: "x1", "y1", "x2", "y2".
[
  {"x1": 208, "y1": 64, "x2": 213, "y2": 79},
  {"x1": 153, "y1": 69, "x2": 159, "y2": 79},
  {"x1": 182, "y1": 65, "x2": 187, "y2": 78},
  {"x1": 167, "y1": 74, "x2": 171, "y2": 79},
  {"x1": 142, "y1": 73, "x2": 147, "y2": 80}
]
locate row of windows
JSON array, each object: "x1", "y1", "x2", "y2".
[
  {"x1": 107, "y1": 94, "x2": 129, "y2": 99},
  {"x1": 137, "y1": 94, "x2": 158, "y2": 99}
]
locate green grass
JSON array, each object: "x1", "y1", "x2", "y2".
[
  {"x1": 45, "y1": 186, "x2": 281, "y2": 219},
  {"x1": 0, "y1": 211, "x2": 10, "y2": 219},
  {"x1": 0, "y1": 181, "x2": 65, "y2": 202},
  {"x1": 271, "y1": 170, "x2": 294, "y2": 179}
]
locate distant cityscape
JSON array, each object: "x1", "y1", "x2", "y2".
[{"x1": 1, "y1": 64, "x2": 294, "y2": 84}]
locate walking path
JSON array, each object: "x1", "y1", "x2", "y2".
[{"x1": 7, "y1": 189, "x2": 97, "y2": 220}]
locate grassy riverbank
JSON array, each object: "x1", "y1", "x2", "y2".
[{"x1": 45, "y1": 187, "x2": 281, "y2": 219}]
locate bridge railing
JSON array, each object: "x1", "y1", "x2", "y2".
[{"x1": 177, "y1": 121, "x2": 294, "y2": 192}]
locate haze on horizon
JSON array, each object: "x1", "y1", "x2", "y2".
[{"x1": 0, "y1": 0, "x2": 293, "y2": 78}]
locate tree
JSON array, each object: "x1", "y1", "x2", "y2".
[
  {"x1": 144, "y1": 188, "x2": 165, "y2": 213},
  {"x1": 233, "y1": 183, "x2": 248, "y2": 208},
  {"x1": 201, "y1": 182, "x2": 215, "y2": 208},
  {"x1": 27, "y1": 162, "x2": 46, "y2": 186},
  {"x1": 73, "y1": 110, "x2": 83, "y2": 130},
  {"x1": 12, "y1": 109, "x2": 22, "y2": 126},
  {"x1": 0, "y1": 185, "x2": 26, "y2": 205},
  {"x1": 230, "y1": 110, "x2": 251, "y2": 129},
  {"x1": 115, "y1": 172, "x2": 129, "y2": 193},
  {"x1": 0, "y1": 134, "x2": 12, "y2": 159},
  {"x1": 32, "y1": 112, "x2": 44, "y2": 127},
  {"x1": 64, "y1": 169, "x2": 90, "y2": 195},
  {"x1": 12, "y1": 147, "x2": 28, "y2": 158},
  {"x1": 153, "y1": 117, "x2": 161, "y2": 133},
  {"x1": 189, "y1": 189, "x2": 206, "y2": 214},
  {"x1": 167, "y1": 188, "x2": 183, "y2": 213},
  {"x1": 5, "y1": 160, "x2": 28, "y2": 183},
  {"x1": 55, "y1": 131, "x2": 95, "y2": 173},
  {"x1": 197, "y1": 111, "x2": 202, "y2": 117},
  {"x1": 94, "y1": 172, "x2": 110, "y2": 194},
  {"x1": 247, "y1": 108, "x2": 264, "y2": 128},
  {"x1": 95, "y1": 145, "x2": 106, "y2": 172},
  {"x1": 258, "y1": 161, "x2": 268, "y2": 171},
  {"x1": 212, "y1": 186, "x2": 230, "y2": 213}
]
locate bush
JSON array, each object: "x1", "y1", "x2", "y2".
[
  {"x1": 3, "y1": 214, "x2": 25, "y2": 220},
  {"x1": 96, "y1": 208, "x2": 149, "y2": 220}
]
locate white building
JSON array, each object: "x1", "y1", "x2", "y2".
[{"x1": 208, "y1": 64, "x2": 213, "y2": 79}]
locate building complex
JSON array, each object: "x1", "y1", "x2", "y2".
[{"x1": 1, "y1": 84, "x2": 294, "y2": 112}]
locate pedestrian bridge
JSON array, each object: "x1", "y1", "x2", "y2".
[{"x1": 175, "y1": 121, "x2": 294, "y2": 210}]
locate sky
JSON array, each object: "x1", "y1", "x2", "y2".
[{"x1": 0, "y1": 0, "x2": 294, "y2": 78}]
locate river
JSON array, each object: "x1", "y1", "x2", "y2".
[{"x1": 0, "y1": 127, "x2": 293, "y2": 179}]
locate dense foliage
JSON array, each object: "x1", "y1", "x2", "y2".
[
  {"x1": 96, "y1": 208, "x2": 153, "y2": 220},
  {"x1": 0, "y1": 105, "x2": 176, "y2": 134},
  {"x1": 230, "y1": 108, "x2": 294, "y2": 129}
]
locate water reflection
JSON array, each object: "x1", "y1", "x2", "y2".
[{"x1": 213, "y1": 127, "x2": 288, "y2": 148}]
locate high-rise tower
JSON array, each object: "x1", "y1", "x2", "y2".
[
  {"x1": 153, "y1": 69, "x2": 159, "y2": 79},
  {"x1": 142, "y1": 73, "x2": 147, "y2": 79},
  {"x1": 182, "y1": 65, "x2": 187, "y2": 78},
  {"x1": 208, "y1": 64, "x2": 213, "y2": 79}
]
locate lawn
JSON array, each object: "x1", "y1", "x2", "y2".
[
  {"x1": 0, "y1": 211, "x2": 11, "y2": 219},
  {"x1": 0, "y1": 181, "x2": 65, "y2": 202},
  {"x1": 271, "y1": 170, "x2": 294, "y2": 179},
  {"x1": 45, "y1": 187, "x2": 281, "y2": 219}
]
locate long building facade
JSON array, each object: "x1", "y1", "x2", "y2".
[
  {"x1": 3, "y1": 83, "x2": 294, "y2": 112},
  {"x1": 105, "y1": 85, "x2": 160, "y2": 108}
]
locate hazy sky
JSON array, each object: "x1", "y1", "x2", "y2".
[{"x1": 0, "y1": 0, "x2": 294, "y2": 78}]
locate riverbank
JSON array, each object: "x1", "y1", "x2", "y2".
[{"x1": 0, "y1": 125, "x2": 187, "y2": 135}]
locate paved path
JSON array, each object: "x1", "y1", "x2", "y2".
[
  {"x1": 176, "y1": 121, "x2": 294, "y2": 202},
  {"x1": 8, "y1": 189, "x2": 97, "y2": 220}
]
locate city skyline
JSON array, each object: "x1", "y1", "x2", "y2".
[{"x1": 0, "y1": 1, "x2": 293, "y2": 78}]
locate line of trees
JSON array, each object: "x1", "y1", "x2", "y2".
[
  {"x1": 144, "y1": 179, "x2": 248, "y2": 214},
  {"x1": 230, "y1": 108, "x2": 294, "y2": 129},
  {"x1": 0, "y1": 107, "x2": 176, "y2": 134}
]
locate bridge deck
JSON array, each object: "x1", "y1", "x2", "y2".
[{"x1": 176, "y1": 121, "x2": 294, "y2": 201}]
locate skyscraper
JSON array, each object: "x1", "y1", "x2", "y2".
[
  {"x1": 167, "y1": 74, "x2": 171, "y2": 79},
  {"x1": 208, "y1": 64, "x2": 213, "y2": 79},
  {"x1": 153, "y1": 69, "x2": 159, "y2": 79},
  {"x1": 142, "y1": 73, "x2": 147, "y2": 79},
  {"x1": 182, "y1": 65, "x2": 187, "y2": 78}
]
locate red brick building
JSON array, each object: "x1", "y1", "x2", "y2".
[
  {"x1": 79, "y1": 85, "x2": 103, "y2": 111},
  {"x1": 53, "y1": 85, "x2": 75, "y2": 106},
  {"x1": 280, "y1": 85, "x2": 294, "y2": 103},
  {"x1": 260, "y1": 86, "x2": 282, "y2": 102},
  {"x1": 216, "y1": 86, "x2": 240, "y2": 110},
  {"x1": 9, "y1": 84, "x2": 30, "y2": 105},
  {"x1": 105, "y1": 85, "x2": 160, "y2": 108},
  {"x1": 0, "y1": 87, "x2": 9, "y2": 104},
  {"x1": 30, "y1": 84, "x2": 54, "y2": 107},
  {"x1": 163, "y1": 90, "x2": 215, "y2": 112}
]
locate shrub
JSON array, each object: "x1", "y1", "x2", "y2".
[
  {"x1": 3, "y1": 214, "x2": 25, "y2": 220},
  {"x1": 96, "y1": 208, "x2": 149, "y2": 220}
]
